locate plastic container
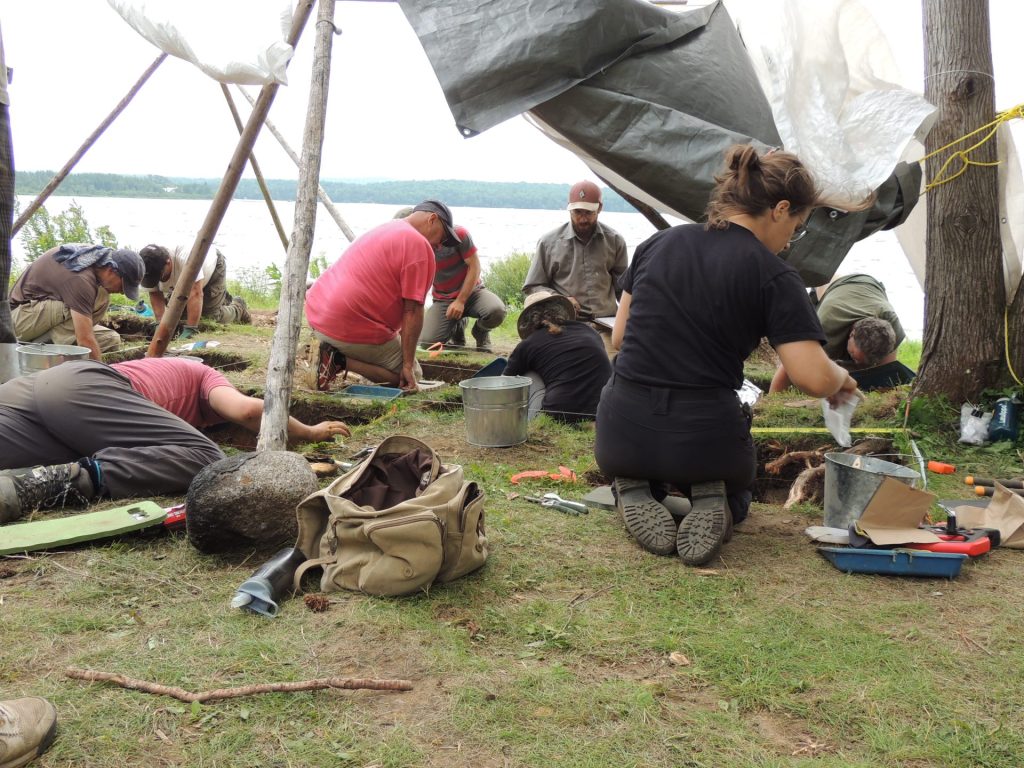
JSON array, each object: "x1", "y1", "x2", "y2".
[
  {"x1": 336, "y1": 384, "x2": 403, "y2": 402},
  {"x1": 459, "y1": 375, "x2": 531, "y2": 447},
  {"x1": 818, "y1": 547, "x2": 967, "y2": 578},
  {"x1": 17, "y1": 343, "x2": 90, "y2": 374},
  {"x1": 822, "y1": 453, "x2": 920, "y2": 529},
  {"x1": 988, "y1": 397, "x2": 1020, "y2": 442}
]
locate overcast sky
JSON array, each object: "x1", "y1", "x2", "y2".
[{"x1": 2, "y1": 0, "x2": 1021, "y2": 184}]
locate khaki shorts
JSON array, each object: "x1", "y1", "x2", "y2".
[{"x1": 313, "y1": 331, "x2": 423, "y2": 379}]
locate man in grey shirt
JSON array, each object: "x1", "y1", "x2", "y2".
[{"x1": 523, "y1": 180, "x2": 628, "y2": 353}]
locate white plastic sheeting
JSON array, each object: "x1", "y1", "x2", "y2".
[
  {"x1": 106, "y1": 0, "x2": 295, "y2": 85},
  {"x1": 724, "y1": 0, "x2": 936, "y2": 201}
]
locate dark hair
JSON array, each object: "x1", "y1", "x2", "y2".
[
  {"x1": 850, "y1": 317, "x2": 896, "y2": 364},
  {"x1": 704, "y1": 144, "x2": 821, "y2": 229},
  {"x1": 523, "y1": 308, "x2": 566, "y2": 336}
]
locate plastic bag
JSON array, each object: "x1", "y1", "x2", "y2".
[
  {"x1": 822, "y1": 392, "x2": 862, "y2": 448},
  {"x1": 959, "y1": 404, "x2": 992, "y2": 446}
]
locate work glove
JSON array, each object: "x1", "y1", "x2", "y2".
[{"x1": 179, "y1": 325, "x2": 199, "y2": 340}]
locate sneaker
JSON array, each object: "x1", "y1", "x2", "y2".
[
  {"x1": 676, "y1": 481, "x2": 730, "y2": 566},
  {"x1": 450, "y1": 320, "x2": 466, "y2": 349},
  {"x1": 232, "y1": 296, "x2": 251, "y2": 324},
  {"x1": 315, "y1": 343, "x2": 347, "y2": 391},
  {"x1": 0, "y1": 697, "x2": 58, "y2": 768},
  {"x1": 471, "y1": 324, "x2": 493, "y2": 354},
  {"x1": 0, "y1": 463, "x2": 94, "y2": 524},
  {"x1": 613, "y1": 477, "x2": 678, "y2": 556}
]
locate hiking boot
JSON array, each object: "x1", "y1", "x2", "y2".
[
  {"x1": 232, "y1": 296, "x2": 251, "y2": 324},
  {"x1": 676, "y1": 481, "x2": 730, "y2": 566},
  {"x1": 0, "y1": 463, "x2": 95, "y2": 524},
  {"x1": 0, "y1": 697, "x2": 58, "y2": 768},
  {"x1": 613, "y1": 477, "x2": 678, "y2": 556},
  {"x1": 315, "y1": 343, "x2": 347, "y2": 391},
  {"x1": 449, "y1": 320, "x2": 466, "y2": 349},
  {"x1": 471, "y1": 324, "x2": 493, "y2": 353}
]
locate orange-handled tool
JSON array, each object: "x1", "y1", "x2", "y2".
[
  {"x1": 975, "y1": 485, "x2": 1024, "y2": 497},
  {"x1": 965, "y1": 476, "x2": 1024, "y2": 488},
  {"x1": 927, "y1": 461, "x2": 956, "y2": 474}
]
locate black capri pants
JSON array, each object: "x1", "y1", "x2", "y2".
[{"x1": 595, "y1": 373, "x2": 755, "y2": 520}]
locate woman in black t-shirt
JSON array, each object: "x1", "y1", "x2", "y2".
[
  {"x1": 595, "y1": 145, "x2": 860, "y2": 566},
  {"x1": 505, "y1": 290, "x2": 612, "y2": 423}
]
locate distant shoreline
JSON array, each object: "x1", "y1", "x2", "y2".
[{"x1": 14, "y1": 171, "x2": 635, "y2": 213}]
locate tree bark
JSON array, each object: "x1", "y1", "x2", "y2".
[
  {"x1": 257, "y1": 0, "x2": 337, "y2": 452},
  {"x1": 916, "y1": 0, "x2": 1002, "y2": 401}
]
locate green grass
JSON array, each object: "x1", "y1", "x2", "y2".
[
  {"x1": 898, "y1": 339, "x2": 922, "y2": 370},
  {"x1": 4, "y1": 316, "x2": 1024, "y2": 768}
]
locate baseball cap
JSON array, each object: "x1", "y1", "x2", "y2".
[
  {"x1": 139, "y1": 244, "x2": 170, "y2": 289},
  {"x1": 412, "y1": 200, "x2": 461, "y2": 247},
  {"x1": 567, "y1": 180, "x2": 602, "y2": 212},
  {"x1": 109, "y1": 248, "x2": 144, "y2": 300}
]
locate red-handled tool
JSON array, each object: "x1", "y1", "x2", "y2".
[{"x1": 163, "y1": 503, "x2": 186, "y2": 531}]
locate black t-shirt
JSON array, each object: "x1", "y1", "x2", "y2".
[
  {"x1": 615, "y1": 223, "x2": 825, "y2": 390},
  {"x1": 504, "y1": 321, "x2": 612, "y2": 421}
]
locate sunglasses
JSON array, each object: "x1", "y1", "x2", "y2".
[{"x1": 789, "y1": 224, "x2": 808, "y2": 244}]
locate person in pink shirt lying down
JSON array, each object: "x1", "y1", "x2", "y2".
[{"x1": 113, "y1": 357, "x2": 350, "y2": 443}]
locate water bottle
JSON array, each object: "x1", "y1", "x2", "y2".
[
  {"x1": 230, "y1": 547, "x2": 307, "y2": 617},
  {"x1": 989, "y1": 397, "x2": 1020, "y2": 442}
]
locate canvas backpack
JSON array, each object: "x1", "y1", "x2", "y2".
[{"x1": 293, "y1": 435, "x2": 488, "y2": 596}]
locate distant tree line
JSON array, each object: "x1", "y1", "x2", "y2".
[{"x1": 14, "y1": 171, "x2": 634, "y2": 212}]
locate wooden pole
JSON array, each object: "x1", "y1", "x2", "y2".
[
  {"x1": 146, "y1": 2, "x2": 316, "y2": 358},
  {"x1": 220, "y1": 83, "x2": 289, "y2": 253},
  {"x1": 236, "y1": 84, "x2": 355, "y2": 242},
  {"x1": 258, "y1": 0, "x2": 337, "y2": 452},
  {"x1": 12, "y1": 54, "x2": 167, "y2": 237}
]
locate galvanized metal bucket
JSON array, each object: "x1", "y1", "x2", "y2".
[
  {"x1": 459, "y1": 375, "x2": 531, "y2": 447},
  {"x1": 0, "y1": 343, "x2": 20, "y2": 384},
  {"x1": 17, "y1": 343, "x2": 91, "y2": 374},
  {"x1": 823, "y1": 452, "x2": 920, "y2": 529}
]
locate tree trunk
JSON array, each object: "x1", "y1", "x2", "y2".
[
  {"x1": 916, "y1": 0, "x2": 1002, "y2": 401},
  {"x1": 257, "y1": 0, "x2": 337, "y2": 452}
]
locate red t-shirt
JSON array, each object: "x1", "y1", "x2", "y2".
[
  {"x1": 305, "y1": 220, "x2": 435, "y2": 345},
  {"x1": 113, "y1": 358, "x2": 232, "y2": 428}
]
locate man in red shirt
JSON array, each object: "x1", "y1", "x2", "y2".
[{"x1": 305, "y1": 200, "x2": 459, "y2": 392}]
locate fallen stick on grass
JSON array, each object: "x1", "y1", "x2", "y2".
[{"x1": 66, "y1": 668, "x2": 413, "y2": 702}]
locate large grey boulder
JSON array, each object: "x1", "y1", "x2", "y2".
[{"x1": 186, "y1": 451, "x2": 318, "y2": 553}]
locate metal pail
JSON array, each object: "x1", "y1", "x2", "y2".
[
  {"x1": 459, "y1": 375, "x2": 531, "y2": 447},
  {"x1": 0, "y1": 343, "x2": 20, "y2": 384},
  {"x1": 823, "y1": 452, "x2": 920, "y2": 529},
  {"x1": 17, "y1": 343, "x2": 91, "y2": 374}
]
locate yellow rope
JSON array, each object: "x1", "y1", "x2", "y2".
[
  {"x1": 1004, "y1": 305, "x2": 1024, "y2": 387},
  {"x1": 921, "y1": 102, "x2": 1024, "y2": 192}
]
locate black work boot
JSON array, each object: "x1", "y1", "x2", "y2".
[
  {"x1": 0, "y1": 462, "x2": 96, "y2": 524},
  {"x1": 450, "y1": 320, "x2": 467, "y2": 349},
  {"x1": 471, "y1": 323, "x2": 493, "y2": 353}
]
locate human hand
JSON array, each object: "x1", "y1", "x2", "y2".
[
  {"x1": 179, "y1": 325, "x2": 199, "y2": 340},
  {"x1": 445, "y1": 301, "x2": 465, "y2": 320},
  {"x1": 308, "y1": 421, "x2": 351, "y2": 441},
  {"x1": 567, "y1": 296, "x2": 582, "y2": 314},
  {"x1": 399, "y1": 365, "x2": 419, "y2": 393}
]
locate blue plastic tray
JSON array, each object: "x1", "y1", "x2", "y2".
[
  {"x1": 472, "y1": 357, "x2": 508, "y2": 378},
  {"x1": 818, "y1": 547, "x2": 967, "y2": 578},
  {"x1": 336, "y1": 384, "x2": 402, "y2": 402}
]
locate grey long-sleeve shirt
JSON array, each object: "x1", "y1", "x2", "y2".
[{"x1": 523, "y1": 221, "x2": 627, "y2": 319}]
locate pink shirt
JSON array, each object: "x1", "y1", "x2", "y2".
[
  {"x1": 305, "y1": 220, "x2": 435, "y2": 345},
  {"x1": 113, "y1": 358, "x2": 232, "y2": 429}
]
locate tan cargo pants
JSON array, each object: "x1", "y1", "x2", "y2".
[{"x1": 11, "y1": 288, "x2": 121, "y2": 351}]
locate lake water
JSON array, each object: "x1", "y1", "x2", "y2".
[{"x1": 14, "y1": 195, "x2": 926, "y2": 339}]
